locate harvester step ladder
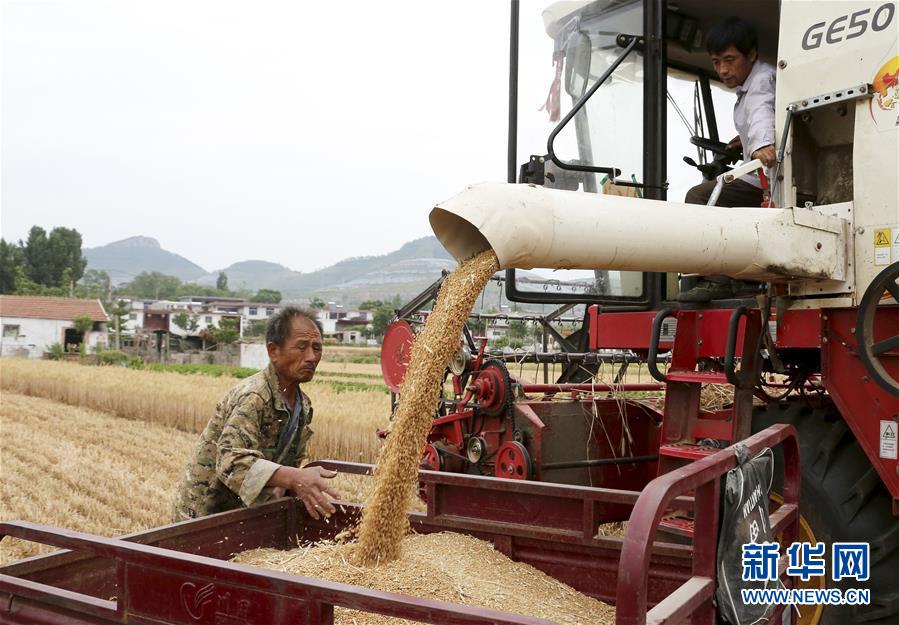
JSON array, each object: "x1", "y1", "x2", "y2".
[
  {"x1": 655, "y1": 445, "x2": 721, "y2": 538},
  {"x1": 657, "y1": 442, "x2": 721, "y2": 461},
  {"x1": 664, "y1": 371, "x2": 730, "y2": 385},
  {"x1": 648, "y1": 306, "x2": 763, "y2": 473}
]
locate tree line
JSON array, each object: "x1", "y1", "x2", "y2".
[
  {"x1": 2, "y1": 225, "x2": 408, "y2": 343},
  {"x1": 1, "y1": 226, "x2": 282, "y2": 304}
]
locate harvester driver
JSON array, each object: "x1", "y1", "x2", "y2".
[
  {"x1": 679, "y1": 17, "x2": 776, "y2": 303},
  {"x1": 172, "y1": 306, "x2": 338, "y2": 522}
]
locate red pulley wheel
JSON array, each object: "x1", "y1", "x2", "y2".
[
  {"x1": 380, "y1": 320, "x2": 415, "y2": 393},
  {"x1": 420, "y1": 444, "x2": 443, "y2": 471},
  {"x1": 494, "y1": 441, "x2": 533, "y2": 480}
]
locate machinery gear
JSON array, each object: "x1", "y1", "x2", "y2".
[
  {"x1": 470, "y1": 358, "x2": 513, "y2": 417},
  {"x1": 420, "y1": 444, "x2": 443, "y2": 471},
  {"x1": 494, "y1": 441, "x2": 533, "y2": 480}
]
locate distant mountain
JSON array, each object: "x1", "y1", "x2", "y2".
[
  {"x1": 85, "y1": 236, "x2": 207, "y2": 285},
  {"x1": 197, "y1": 260, "x2": 300, "y2": 292},
  {"x1": 203, "y1": 236, "x2": 457, "y2": 302},
  {"x1": 86, "y1": 235, "x2": 458, "y2": 303}
]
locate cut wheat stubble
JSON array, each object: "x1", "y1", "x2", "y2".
[{"x1": 354, "y1": 250, "x2": 499, "y2": 566}]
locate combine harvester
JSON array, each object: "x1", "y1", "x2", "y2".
[{"x1": 2, "y1": 1, "x2": 896, "y2": 624}]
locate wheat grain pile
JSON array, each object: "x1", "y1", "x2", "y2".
[
  {"x1": 355, "y1": 251, "x2": 499, "y2": 565},
  {"x1": 235, "y1": 532, "x2": 615, "y2": 625}
]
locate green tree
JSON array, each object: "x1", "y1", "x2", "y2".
[
  {"x1": 176, "y1": 282, "x2": 229, "y2": 298},
  {"x1": 468, "y1": 317, "x2": 487, "y2": 335},
  {"x1": 119, "y1": 272, "x2": 182, "y2": 299},
  {"x1": 212, "y1": 317, "x2": 240, "y2": 346},
  {"x1": 531, "y1": 323, "x2": 545, "y2": 345},
  {"x1": 13, "y1": 266, "x2": 46, "y2": 295},
  {"x1": 372, "y1": 303, "x2": 396, "y2": 340},
  {"x1": 254, "y1": 288, "x2": 282, "y2": 304},
  {"x1": 245, "y1": 319, "x2": 268, "y2": 338},
  {"x1": 107, "y1": 300, "x2": 130, "y2": 348},
  {"x1": 21, "y1": 226, "x2": 87, "y2": 288},
  {"x1": 507, "y1": 320, "x2": 528, "y2": 341},
  {"x1": 72, "y1": 314, "x2": 95, "y2": 346},
  {"x1": 358, "y1": 299, "x2": 384, "y2": 311},
  {"x1": 22, "y1": 227, "x2": 52, "y2": 285},
  {"x1": 216, "y1": 272, "x2": 228, "y2": 291},
  {"x1": 0, "y1": 239, "x2": 24, "y2": 294},
  {"x1": 308, "y1": 296, "x2": 326, "y2": 309},
  {"x1": 172, "y1": 311, "x2": 200, "y2": 335},
  {"x1": 79, "y1": 269, "x2": 111, "y2": 299}
]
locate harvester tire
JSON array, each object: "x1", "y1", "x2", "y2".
[{"x1": 752, "y1": 401, "x2": 899, "y2": 625}]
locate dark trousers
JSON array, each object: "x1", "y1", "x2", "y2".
[
  {"x1": 685, "y1": 178, "x2": 764, "y2": 207},
  {"x1": 680, "y1": 178, "x2": 765, "y2": 294}
]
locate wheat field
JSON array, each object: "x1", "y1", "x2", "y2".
[
  {"x1": 0, "y1": 358, "x2": 392, "y2": 563},
  {"x1": 0, "y1": 358, "x2": 390, "y2": 463},
  {"x1": 0, "y1": 392, "x2": 198, "y2": 562}
]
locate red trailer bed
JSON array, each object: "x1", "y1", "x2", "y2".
[{"x1": 0, "y1": 425, "x2": 798, "y2": 625}]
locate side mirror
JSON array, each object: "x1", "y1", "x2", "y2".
[{"x1": 564, "y1": 31, "x2": 592, "y2": 98}]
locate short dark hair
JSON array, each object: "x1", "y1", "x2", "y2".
[
  {"x1": 266, "y1": 306, "x2": 322, "y2": 346},
  {"x1": 706, "y1": 17, "x2": 758, "y2": 56}
]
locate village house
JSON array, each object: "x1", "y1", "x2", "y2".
[
  {"x1": 112, "y1": 296, "x2": 281, "y2": 340},
  {"x1": 316, "y1": 304, "x2": 373, "y2": 344},
  {"x1": 0, "y1": 295, "x2": 109, "y2": 358}
]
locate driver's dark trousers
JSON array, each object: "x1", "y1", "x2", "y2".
[
  {"x1": 681, "y1": 178, "x2": 765, "y2": 295},
  {"x1": 684, "y1": 178, "x2": 764, "y2": 206}
]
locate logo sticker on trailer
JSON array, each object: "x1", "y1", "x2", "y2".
[{"x1": 881, "y1": 420, "x2": 897, "y2": 460}]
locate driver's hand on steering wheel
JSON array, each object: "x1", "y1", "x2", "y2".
[{"x1": 752, "y1": 144, "x2": 776, "y2": 168}]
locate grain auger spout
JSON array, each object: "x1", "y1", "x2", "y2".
[{"x1": 429, "y1": 182, "x2": 849, "y2": 282}]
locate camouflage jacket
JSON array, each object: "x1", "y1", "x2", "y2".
[{"x1": 172, "y1": 364, "x2": 313, "y2": 521}]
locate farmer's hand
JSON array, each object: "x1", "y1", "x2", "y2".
[
  {"x1": 752, "y1": 144, "x2": 777, "y2": 168},
  {"x1": 726, "y1": 135, "x2": 742, "y2": 150},
  {"x1": 271, "y1": 466, "x2": 338, "y2": 520}
]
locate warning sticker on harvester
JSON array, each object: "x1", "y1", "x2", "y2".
[
  {"x1": 881, "y1": 420, "x2": 898, "y2": 460},
  {"x1": 874, "y1": 228, "x2": 891, "y2": 266}
]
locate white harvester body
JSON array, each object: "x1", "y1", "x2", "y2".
[{"x1": 430, "y1": 0, "x2": 898, "y2": 307}]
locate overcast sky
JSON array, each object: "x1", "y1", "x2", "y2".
[
  {"x1": 1, "y1": 0, "x2": 560, "y2": 272},
  {"x1": 1, "y1": 0, "x2": 731, "y2": 273}
]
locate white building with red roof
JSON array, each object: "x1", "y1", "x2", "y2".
[{"x1": 0, "y1": 295, "x2": 108, "y2": 358}]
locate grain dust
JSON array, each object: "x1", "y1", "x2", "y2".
[{"x1": 355, "y1": 250, "x2": 499, "y2": 565}]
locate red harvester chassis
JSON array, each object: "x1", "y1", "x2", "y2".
[{"x1": 0, "y1": 425, "x2": 798, "y2": 625}]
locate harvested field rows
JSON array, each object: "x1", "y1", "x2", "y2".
[
  {"x1": 0, "y1": 392, "x2": 196, "y2": 563},
  {"x1": 0, "y1": 392, "x2": 383, "y2": 563},
  {"x1": 0, "y1": 358, "x2": 390, "y2": 463}
]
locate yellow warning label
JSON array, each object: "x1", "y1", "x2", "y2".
[{"x1": 874, "y1": 227, "x2": 892, "y2": 266}]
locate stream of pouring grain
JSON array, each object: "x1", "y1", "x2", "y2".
[{"x1": 355, "y1": 250, "x2": 499, "y2": 565}]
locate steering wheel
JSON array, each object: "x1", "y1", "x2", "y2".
[
  {"x1": 683, "y1": 136, "x2": 743, "y2": 181},
  {"x1": 857, "y1": 261, "x2": 899, "y2": 397},
  {"x1": 690, "y1": 136, "x2": 742, "y2": 161}
]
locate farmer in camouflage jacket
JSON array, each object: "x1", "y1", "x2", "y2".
[{"x1": 172, "y1": 306, "x2": 337, "y2": 522}]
